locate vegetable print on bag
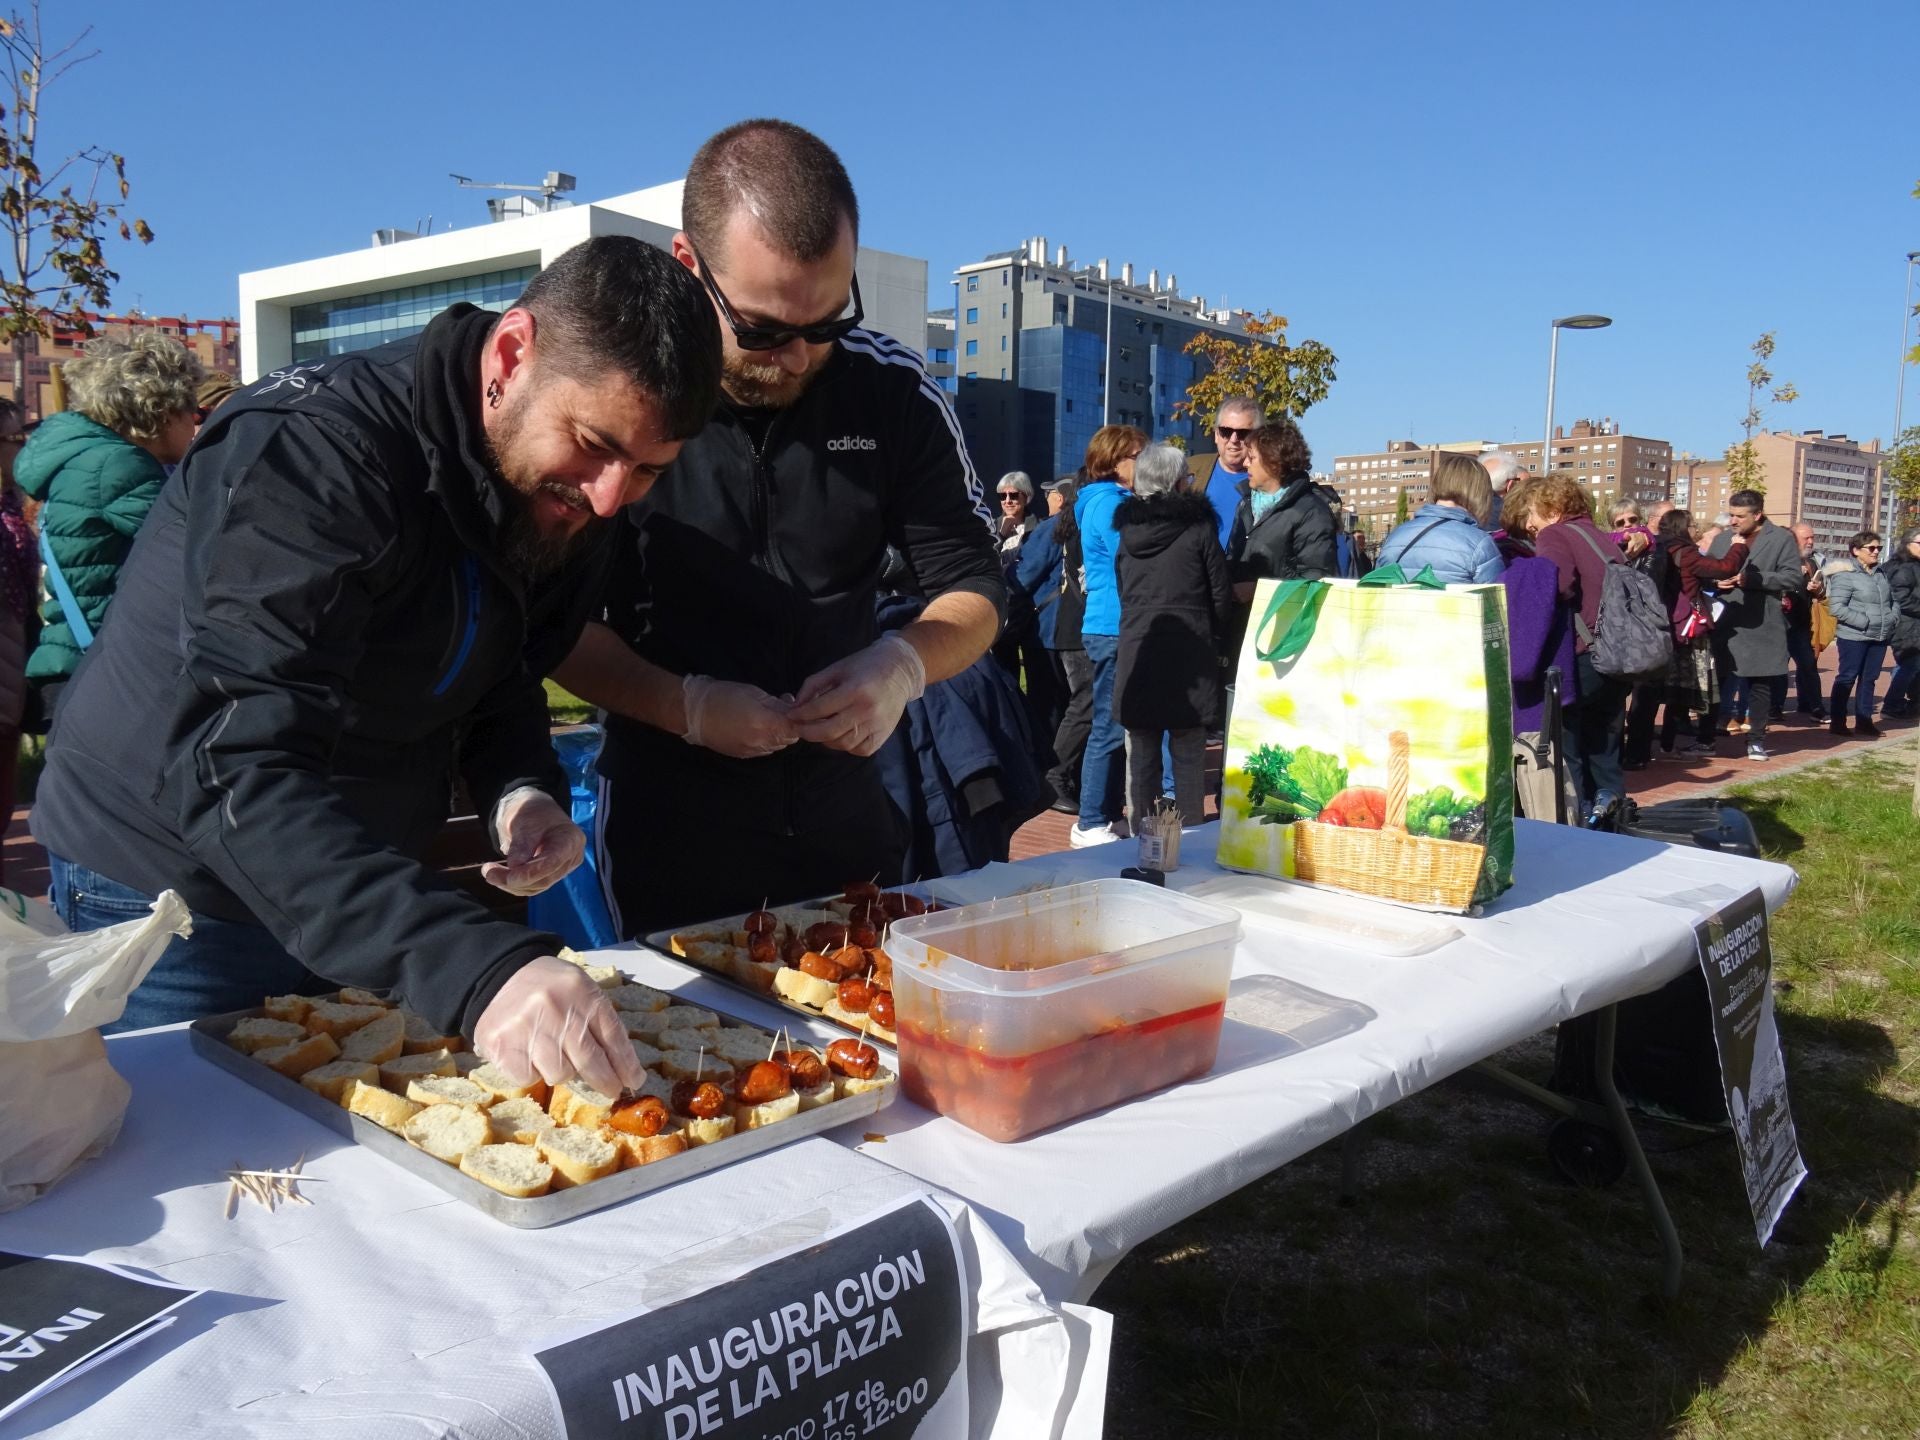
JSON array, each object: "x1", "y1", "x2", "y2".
[{"x1": 1218, "y1": 572, "x2": 1516, "y2": 912}]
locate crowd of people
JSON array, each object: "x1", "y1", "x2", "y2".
[{"x1": 988, "y1": 400, "x2": 1917, "y2": 842}]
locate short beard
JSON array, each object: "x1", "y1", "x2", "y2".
[
  {"x1": 486, "y1": 381, "x2": 593, "y2": 581},
  {"x1": 722, "y1": 347, "x2": 823, "y2": 409}
]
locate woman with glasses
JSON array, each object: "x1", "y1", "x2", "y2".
[
  {"x1": 1822, "y1": 530, "x2": 1897, "y2": 736},
  {"x1": 17, "y1": 332, "x2": 202, "y2": 720}
]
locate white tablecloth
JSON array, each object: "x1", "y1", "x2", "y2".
[{"x1": 0, "y1": 1027, "x2": 1109, "y2": 1439}]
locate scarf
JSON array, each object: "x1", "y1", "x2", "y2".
[
  {"x1": 1250, "y1": 486, "x2": 1286, "y2": 524},
  {"x1": 0, "y1": 486, "x2": 32, "y2": 622}
]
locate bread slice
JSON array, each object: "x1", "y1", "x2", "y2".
[
  {"x1": 401, "y1": 1011, "x2": 466, "y2": 1055},
  {"x1": 536, "y1": 1125, "x2": 620, "y2": 1188},
  {"x1": 548, "y1": 1081, "x2": 619, "y2": 1129},
  {"x1": 451, "y1": 1050, "x2": 488, "y2": 1076},
  {"x1": 468, "y1": 1061, "x2": 549, "y2": 1105},
  {"x1": 228, "y1": 1017, "x2": 310, "y2": 1054},
  {"x1": 657, "y1": 1048, "x2": 731, "y2": 1084},
  {"x1": 727, "y1": 952, "x2": 781, "y2": 994},
  {"x1": 406, "y1": 1075, "x2": 494, "y2": 1109},
  {"x1": 338, "y1": 1009, "x2": 407, "y2": 1064},
  {"x1": 344, "y1": 1079, "x2": 421, "y2": 1132},
  {"x1": 627, "y1": 1039, "x2": 665, "y2": 1071},
  {"x1": 612, "y1": 1127, "x2": 689, "y2": 1169},
  {"x1": 262, "y1": 994, "x2": 313, "y2": 1025},
  {"x1": 793, "y1": 1078, "x2": 837, "y2": 1112},
  {"x1": 299, "y1": 1058, "x2": 380, "y2": 1103},
  {"x1": 304, "y1": 1001, "x2": 388, "y2": 1040},
  {"x1": 681, "y1": 1113, "x2": 737, "y2": 1146},
  {"x1": 661, "y1": 1004, "x2": 720, "y2": 1031},
  {"x1": 487, "y1": 1096, "x2": 555, "y2": 1146},
  {"x1": 731, "y1": 1089, "x2": 800, "y2": 1131},
  {"x1": 773, "y1": 966, "x2": 837, "y2": 1011},
  {"x1": 711, "y1": 1028, "x2": 777, "y2": 1067},
  {"x1": 378, "y1": 1050, "x2": 455, "y2": 1090},
  {"x1": 556, "y1": 948, "x2": 623, "y2": 988},
  {"x1": 402, "y1": 1103, "x2": 490, "y2": 1165},
  {"x1": 835, "y1": 1072, "x2": 895, "y2": 1100},
  {"x1": 460, "y1": 1142, "x2": 553, "y2": 1198},
  {"x1": 336, "y1": 986, "x2": 391, "y2": 1009},
  {"x1": 604, "y1": 982, "x2": 670, "y2": 1014},
  {"x1": 256, "y1": 1031, "x2": 341, "y2": 1078},
  {"x1": 619, "y1": 1010, "x2": 674, "y2": 1045},
  {"x1": 821, "y1": 997, "x2": 895, "y2": 1046}
]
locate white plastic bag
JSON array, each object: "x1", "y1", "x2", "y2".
[{"x1": 0, "y1": 889, "x2": 192, "y2": 1212}]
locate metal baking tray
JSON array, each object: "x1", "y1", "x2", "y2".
[
  {"x1": 187, "y1": 1005, "x2": 897, "y2": 1229},
  {"x1": 642, "y1": 885, "x2": 935, "y2": 1046}
]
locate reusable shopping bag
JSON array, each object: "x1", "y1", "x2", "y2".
[
  {"x1": 1216, "y1": 568, "x2": 1515, "y2": 911},
  {"x1": 0, "y1": 887, "x2": 191, "y2": 1212}
]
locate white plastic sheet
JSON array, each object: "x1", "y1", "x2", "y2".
[{"x1": 0, "y1": 892, "x2": 191, "y2": 1213}]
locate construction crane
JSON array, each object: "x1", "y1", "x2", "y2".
[{"x1": 448, "y1": 170, "x2": 577, "y2": 220}]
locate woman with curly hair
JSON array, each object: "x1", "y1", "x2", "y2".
[{"x1": 18, "y1": 330, "x2": 203, "y2": 716}]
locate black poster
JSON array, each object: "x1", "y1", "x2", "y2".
[
  {"x1": 534, "y1": 1196, "x2": 968, "y2": 1440},
  {"x1": 1694, "y1": 887, "x2": 1807, "y2": 1246},
  {"x1": 0, "y1": 1251, "x2": 203, "y2": 1424}
]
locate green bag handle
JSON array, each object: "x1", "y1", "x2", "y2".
[
  {"x1": 1359, "y1": 562, "x2": 1447, "y2": 590},
  {"x1": 1254, "y1": 580, "x2": 1329, "y2": 662}
]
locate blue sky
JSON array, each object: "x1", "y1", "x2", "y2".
[{"x1": 43, "y1": 0, "x2": 1919, "y2": 464}]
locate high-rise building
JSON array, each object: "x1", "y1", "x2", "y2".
[
  {"x1": 948, "y1": 238, "x2": 1257, "y2": 483},
  {"x1": 924, "y1": 309, "x2": 956, "y2": 394},
  {"x1": 1671, "y1": 452, "x2": 1733, "y2": 521},
  {"x1": 1744, "y1": 430, "x2": 1884, "y2": 556},
  {"x1": 0, "y1": 313, "x2": 241, "y2": 422}
]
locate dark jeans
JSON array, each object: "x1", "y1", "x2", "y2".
[
  {"x1": 1887, "y1": 652, "x2": 1920, "y2": 710},
  {"x1": 1835, "y1": 639, "x2": 1888, "y2": 716},
  {"x1": 993, "y1": 625, "x2": 1060, "y2": 766},
  {"x1": 49, "y1": 853, "x2": 324, "y2": 1034},
  {"x1": 1047, "y1": 648, "x2": 1091, "y2": 799},
  {"x1": 1787, "y1": 621, "x2": 1823, "y2": 711},
  {"x1": 1562, "y1": 651, "x2": 1629, "y2": 808},
  {"x1": 1740, "y1": 673, "x2": 1784, "y2": 742},
  {"x1": 1077, "y1": 633, "x2": 1125, "y2": 828},
  {"x1": 1622, "y1": 680, "x2": 1662, "y2": 766},
  {"x1": 1126, "y1": 727, "x2": 1206, "y2": 826}
]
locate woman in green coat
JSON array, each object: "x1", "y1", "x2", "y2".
[{"x1": 17, "y1": 331, "x2": 202, "y2": 715}]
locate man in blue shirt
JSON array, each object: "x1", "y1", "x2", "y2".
[{"x1": 1188, "y1": 397, "x2": 1262, "y2": 552}]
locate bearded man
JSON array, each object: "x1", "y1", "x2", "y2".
[
  {"x1": 553, "y1": 119, "x2": 1004, "y2": 934},
  {"x1": 31, "y1": 237, "x2": 716, "y2": 1097}
]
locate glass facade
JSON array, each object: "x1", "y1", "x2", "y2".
[
  {"x1": 1019, "y1": 326, "x2": 1104, "y2": 479},
  {"x1": 290, "y1": 265, "x2": 537, "y2": 360}
]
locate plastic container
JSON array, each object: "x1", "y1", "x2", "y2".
[{"x1": 884, "y1": 879, "x2": 1242, "y2": 1142}]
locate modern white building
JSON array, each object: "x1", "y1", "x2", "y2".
[{"x1": 236, "y1": 180, "x2": 929, "y2": 381}]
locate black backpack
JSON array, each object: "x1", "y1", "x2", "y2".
[{"x1": 1565, "y1": 523, "x2": 1673, "y2": 681}]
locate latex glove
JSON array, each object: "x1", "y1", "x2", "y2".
[
  {"x1": 788, "y1": 632, "x2": 926, "y2": 757},
  {"x1": 682, "y1": 674, "x2": 797, "y2": 758},
  {"x1": 474, "y1": 955, "x2": 646, "y2": 1097},
  {"x1": 481, "y1": 787, "x2": 584, "y2": 897}
]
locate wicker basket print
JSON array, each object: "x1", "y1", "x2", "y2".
[{"x1": 1288, "y1": 732, "x2": 1484, "y2": 910}]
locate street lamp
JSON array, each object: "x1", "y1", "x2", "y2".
[{"x1": 1542, "y1": 313, "x2": 1612, "y2": 480}]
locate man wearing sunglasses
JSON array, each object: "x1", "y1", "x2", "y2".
[
  {"x1": 554, "y1": 119, "x2": 1004, "y2": 934},
  {"x1": 1187, "y1": 397, "x2": 1263, "y2": 553}
]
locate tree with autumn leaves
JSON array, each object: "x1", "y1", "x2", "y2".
[{"x1": 1172, "y1": 311, "x2": 1338, "y2": 438}]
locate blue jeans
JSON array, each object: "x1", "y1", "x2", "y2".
[
  {"x1": 1835, "y1": 639, "x2": 1888, "y2": 717},
  {"x1": 1077, "y1": 633, "x2": 1125, "y2": 828},
  {"x1": 49, "y1": 854, "x2": 322, "y2": 1034}
]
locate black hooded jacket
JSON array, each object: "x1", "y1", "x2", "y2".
[
  {"x1": 1113, "y1": 491, "x2": 1234, "y2": 731},
  {"x1": 1228, "y1": 476, "x2": 1339, "y2": 584},
  {"x1": 31, "y1": 305, "x2": 604, "y2": 1034}
]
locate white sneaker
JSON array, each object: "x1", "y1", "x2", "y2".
[{"x1": 1069, "y1": 822, "x2": 1121, "y2": 848}]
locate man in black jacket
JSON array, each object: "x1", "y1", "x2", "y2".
[
  {"x1": 33, "y1": 238, "x2": 719, "y2": 1097},
  {"x1": 553, "y1": 120, "x2": 1004, "y2": 934}
]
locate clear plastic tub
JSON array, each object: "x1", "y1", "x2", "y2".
[{"x1": 884, "y1": 879, "x2": 1243, "y2": 1141}]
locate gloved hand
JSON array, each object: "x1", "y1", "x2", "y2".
[
  {"x1": 474, "y1": 955, "x2": 645, "y2": 1097},
  {"x1": 481, "y1": 787, "x2": 585, "y2": 897},
  {"x1": 682, "y1": 674, "x2": 798, "y2": 758},
  {"x1": 788, "y1": 632, "x2": 926, "y2": 757}
]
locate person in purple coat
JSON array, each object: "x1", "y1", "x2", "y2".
[{"x1": 1497, "y1": 479, "x2": 1578, "y2": 823}]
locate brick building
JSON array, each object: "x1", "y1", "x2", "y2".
[{"x1": 0, "y1": 312, "x2": 241, "y2": 422}]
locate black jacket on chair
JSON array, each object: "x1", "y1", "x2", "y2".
[{"x1": 1113, "y1": 492, "x2": 1235, "y2": 731}]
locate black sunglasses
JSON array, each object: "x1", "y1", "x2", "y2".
[
  {"x1": 690, "y1": 243, "x2": 863, "y2": 351},
  {"x1": 1216, "y1": 426, "x2": 1254, "y2": 442}
]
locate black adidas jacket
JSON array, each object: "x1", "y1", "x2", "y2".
[
  {"x1": 32, "y1": 305, "x2": 603, "y2": 1035},
  {"x1": 598, "y1": 329, "x2": 1004, "y2": 824}
]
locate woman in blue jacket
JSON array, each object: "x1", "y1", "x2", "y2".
[
  {"x1": 1071, "y1": 425, "x2": 1146, "y2": 847},
  {"x1": 1374, "y1": 452, "x2": 1505, "y2": 584}
]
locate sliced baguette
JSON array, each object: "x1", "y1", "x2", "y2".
[
  {"x1": 378, "y1": 1049, "x2": 456, "y2": 1090},
  {"x1": 338, "y1": 1009, "x2": 407, "y2": 1064},
  {"x1": 537, "y1": 1125, "x2": 620, "y2": 1188},
  {"x1": 451, "y1": 1050, "x2": 488, "y2": 1076},
  {"x1": 468, "y1": 1061, "x2": 549, "y2": 1105},
  {"x1": 262, "y1": 994, "x2": 313, "y2": 1026},
  {"x1": 402, "y1": 1103, "x2": 490, "y2": 1165},
  {"x1": 459, "y1": 1142, "x2": 553, "y2": 1198},
  {"x1": 344, "y1": 1079, "x2": 421, "y2": 1131},
  {"x1": 680, "y1": 1113, "x2": 737, "y2": 1146},
  {"x1": 626, "y1": 1039, "x2": 665, "y2": 1071},
  {"x1": 657, "y1": 1049, "x2": 732, "y2": 1084},
  {"x1": 773, "y1": 965, "x2": 837, "y2": 1011},
  {"x1": 336, "y1": 986, "x2": 391, "y2": 1009},
  {"x1": 401, "y1": 1011, "x2": 465, "y2": 1055},
  {"x1": 821, "y1": 997, "x2": 895, "y2": 1045},
  {"x1": 604, "y1": 982, "x2": 671, "y2": 1015},
  {"x1": 835, "y1": 1072, "x2": 895, "y2": 1100},
  {"x1": 793, "y1": 1079, "x2": 837, "y2": 1112},
  {"x1": 726, "y1": 952, "x2": 781, "y2": 994},
  {"x1": 731, "y1": 1089, "x2": 801, "y2": 1131},
  {"x1": 406, "y1": 1075, "x2": 494, "y2": 1109},
  {"x1": 661, "y1": 1004, "x2": 720, "y2": 1031},
  {"x1": 548, "y1": 1080, "x2": 619, "y2": 1129},
  {"x1": 612, "y1": 1127, "x2": 689, "y2": 1169},
  {"x1": 256, "y1": 1031, "x2": 341, "y2": 1078},
  {"x1": 710, "y1": 1028, "x2": 777, "y2": 1067},
  {"x1": 487, "y1": 1096, "x2": 555, "y2": 1146},
  {"x1": 304, "y1": 1000, "x2": 388, "y2": 1040},
  {"x1": 299, "y1": 1058, "x2": 380, "y2": 1103},
  {"x1": 228, "y1": 1017, "x2": 310, "y2": 1054}
]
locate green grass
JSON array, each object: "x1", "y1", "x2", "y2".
[
  {"x1": 543, "y1": 678, "x2": 594, "y2": 727},
  {"x1": 1098, "y1": 747, "x2": 1920, "y2": 1439}
]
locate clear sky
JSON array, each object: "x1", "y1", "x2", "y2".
[{"x1": 39, "y1": 0, "x2": 1919, "y2": 464}]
